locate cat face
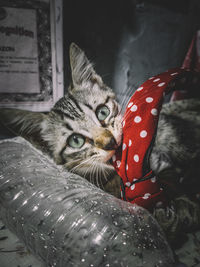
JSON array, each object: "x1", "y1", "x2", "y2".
[
  {"x1": 0, "y1": 43, "x2": 122, "y2": 186},
  {"x1": 41, "y1": 44, "x2": 122, "y2": 184}
]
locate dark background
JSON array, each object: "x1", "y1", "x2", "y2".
[{"x1": 63, "y1": 0, "x2": 200, "y2": 101}]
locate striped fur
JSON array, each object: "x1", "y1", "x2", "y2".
[{"x1": 0, "y1": 43, "x2": 122, "y2": 197}]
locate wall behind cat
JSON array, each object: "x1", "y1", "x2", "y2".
[{"x1": 63, "y1": 0, "x2": 200, "y2": 106}]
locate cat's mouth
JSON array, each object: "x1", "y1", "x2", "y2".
[
  {"x1": 102, "y1": 136, "x2": 121, "y2": 166},
  {"x1": 107, "y1": 158, "x2": 114, "y2": 166},
  {"x1": 103, "y1": 150, "x2": 116, "y2": 166}
]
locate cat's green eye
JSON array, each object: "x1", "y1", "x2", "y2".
[
  {"x1": 68, "y1": 134, "x2": 85, "y2": 148},
  {"x1": 96, "y1": 105, "x2": 110, "y2": 121}
]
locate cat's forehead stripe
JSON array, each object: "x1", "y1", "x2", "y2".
[
  {"x1": 105, "y1": 96, "x2": 111, "y2": 104},
  {"x1": 84, "y1": 103, "x2": 93, "y2": 110},
  {"x1": 68, "y1": 93, "x2": 84, "y2": 113},
  {"x1": 65, "y1": 122, "x2": 73, "y2": 131},
  {"x1": 53, "y1": 109, "x2": 75, "y2": 120},
  {"x1": 66, "y1": 97, "x2": 83, "y2": 118},
  {"x1": 53, "y1": 95, "x2": 84, "y2": 120}
]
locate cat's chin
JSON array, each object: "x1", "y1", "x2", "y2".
[
  {"x1": 102, "y1": 150, "x2": 116, "y2": 165},
  {"x1": 100, "y1": 161, "x2": 115, "y2": 170}
]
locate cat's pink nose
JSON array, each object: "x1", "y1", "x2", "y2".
[
  {"x1": 93, "y1": 128, "x2": 118, "y2": 151},
  {"x1": 104, "y1": 137, "x2": 117, "y2": 151}
]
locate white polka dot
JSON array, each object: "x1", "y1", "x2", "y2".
[
  {"x1": 131, "y1": 184, "x2": 135, "y2": 190},
  {"x1": 142, "y1": 193, "x2": 151, "y2": 199},
  {"x1": 140, "y1": 130, "x2": 147, "y2": 138},
  {"x1": 128, "y1": 139, "x2": 132, "y2": 147},
  {"x1": 160, "y1": 188, "x2": 163, "y2": 191},
  {"x1": 149, "y1": 77, "x2": 154, "y2": 80},
  {"x1": 116, "y1": 160, "x2": 121, "y2": 168},
  {"x1": 137, "y1": 86, "x2": 143, "y2": 91},
  {"x1": 133, "y1": 154, "x2": 139, "y2": 162},
  {"x1": 130, "y1": 104, "x2": 137, "y2": 112},
  {"x1": 153, "y1": 78, "x2": 160, "y2": 82},
  {"x1": 170, "y1": 72, "x2": 178, "y2": 76},
  {"x1": 122, "y1": 120, "x2": 125, "y2": 127},
  {"x1": 133, "y1": 178, "x2": 137, "y2": 182},
  {"x1": 151, "y1": 108, "x2": 158, "y2": 116},
  {"x1": 151, "y1": 177, "x2": 156, "y2": 183},
  {"x1": 146, "y1": 97, "x2": 153, "y2": 103},
  {"x1": 134, "y1": 116, "x2": 142, "y2": 123},
  {"x1": 158, "y1": 82, "x2": 166, "y2": 87},
  {"x1": 112, "y1": 155, "x2": 116, "y2": 162},
  {"x1": 122, "y1": 143, "x2": 126, "y2": 151},
  {"x1": 128, "y1": 102, "x2": 133, "y2": 108},
  {"x1": 126, "y1": 164, "x2": 128, "y2": 171},
  {"x1": 125, "y1": 182, "x2": 131, "y2": 187}
]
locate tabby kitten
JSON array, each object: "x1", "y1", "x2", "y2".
[{"x1": 0, "y1": 43, "x2": 122, "y2": 197}]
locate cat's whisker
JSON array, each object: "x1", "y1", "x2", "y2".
[
  {"x1": 98, "y1": 165, "x2": 105, "y2": 190},
  {"x1": 120, "y1": 92, "x2": 131, "y2": 110},
  {"x1": 69, "y1": 157, "x2": 95, "y2": 174},
  {"x1": 91, "y1": 160, "x2": 97, "y2": 185},
  {"x1": 121, "y1": 94, "x2": 152, "y2": 122},
  {"x1": 88, "y1": 165, "x2": 93, "y2": 184},
  {"x1": 103, "y1": 166, "x2": 109, "y2": 182},
  {"x1": 118, "y1": 87, "x2": 134, "y2": 114},
  {"x1": 122, "y1": 110, "x2": 132, "y2": 122},
  {"x1": 75, "y1": 157, "x2": 98, "y2": 185},
  {"x1": 68, "y1": 162, "x2": 83, "y2": 174},
  {"x1": 69, "y1": 161, "x2": 86, "y2": 174},
  {"x1": 99, "y1": 169, "x2": 106, "y2": 190},
  {"x1": 91, "y1": 160, "x2": 99, "y2": 187},
  {"x1": 95, "y1": 164, "x2": 100, "y2": 188},
  {"x1": 70, "y1": 155, "x2": 98, "y2": 171},
  {"x1": 89, "y1": 160, "x2": 98, "y2": 186},
  {"x1": 82, "y1": 161, "x2": 93, "y2": 181},
  {"x1": 100, "y1": 72, "x2": 111, "y2": 79},
  {"x1": 99, "y1": 163, "x2": 108, "y2": 184},
  {"x1": 119, "y1": 86, "x2": 156, "y2": 122}
]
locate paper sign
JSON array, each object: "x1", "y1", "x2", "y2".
[{"x1": 0, "y1": 7, "x2": 40, "y2": 94}]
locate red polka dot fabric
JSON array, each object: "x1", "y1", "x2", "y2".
[{"x1": 112, "y1": 67, "x2": 200, "y2": 212}]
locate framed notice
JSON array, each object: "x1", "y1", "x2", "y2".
[{"x1": 0, "y1": 0, "x2": 63, "y2": 111}]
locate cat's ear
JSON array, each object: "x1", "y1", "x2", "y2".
[
  {"x1": 69, "y1": 43, "x2": 103, "y2": 87},
  {"x1": 0, "y1": 108, "x2": 47, "y2": 139}
]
